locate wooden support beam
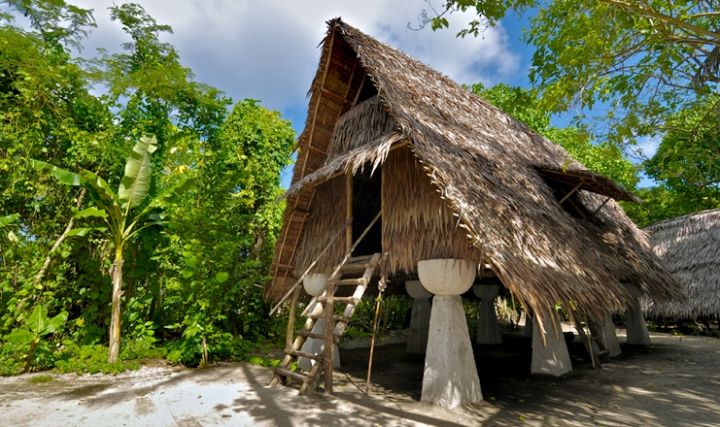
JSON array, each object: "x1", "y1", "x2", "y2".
[
  {"x1": 559, "y1": 181, "x2": 584, "y2": 204},
  {"x1": 592, "y1": 197, "x2": 612, "y2": 215},
  {"x1": 352, "y1": 74, "x2": 368, "y2": 106},
  {"x1": 345, "y1": 172, "x2": 353, "y2": 253},
  {"x1": 321, "y1": 88, "x2": 352, "y2": 106},
  {"x1": 308, "y1": 145, "x2": 328, "y2": 156}
]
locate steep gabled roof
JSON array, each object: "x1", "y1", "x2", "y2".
[
  {"x1": 644, "y1": 209, "x2": 720, "y2": 319},
  {"x1": 268, "y1": 19, "x2": 682, "y2": 323}
]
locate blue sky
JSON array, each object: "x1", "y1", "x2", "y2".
[{"x1": 68, "y1": 1, "x2": 656, "y2": 187}]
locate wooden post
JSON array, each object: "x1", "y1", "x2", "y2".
[
  {"x1": 366, "y1": 292, "x2": 382, "y2": 394},
  {"x1": 324, "y1": 278, "x2": 334, "y2": 393},
  {"x1": 345, "y1": 172, "x2": 353, "y2": 253},
  {"x1": 285, "y1": 286, "x2": 301, "y2": 352}
]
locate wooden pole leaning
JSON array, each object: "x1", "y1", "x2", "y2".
[
  {"x1": 285, "y1": 286, "x2": 301, "y2": 353},
  {"x1": 366, "y1": 255, "x2": 387, "y2": 394},
  {"x1": 269, "y1": 219, "x2": 350, "y2": 317}
]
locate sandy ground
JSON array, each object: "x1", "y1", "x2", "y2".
[{"x1": 1, "y1": 330, "x2": 720, "y2": 427}]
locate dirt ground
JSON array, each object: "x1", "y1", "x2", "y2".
[{"x1": 1, "y1": 329, "x2": 720, "y2": 426}]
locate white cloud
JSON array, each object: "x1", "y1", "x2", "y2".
[
  {"x1": 72, "y1": 0, "x2": 521, "y2": 120},
  {"x1": 635, "y1": 135, "x2": 662, "y2": 160}
]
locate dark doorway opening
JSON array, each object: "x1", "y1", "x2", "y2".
[{"x1": 351, "y1": 168, "x2": 382, "y2": 256}]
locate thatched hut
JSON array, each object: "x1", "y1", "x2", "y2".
[
  {"x1": 644, "y1": 209, "x2": 720, "y2": 319},
  {"x1": 267, "y1": 19, "x2": 682, "y2": 406}
]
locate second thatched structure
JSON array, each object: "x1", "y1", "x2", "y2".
[{"x1": 644, "y1": 209, "x2": 720, "y2": 319}]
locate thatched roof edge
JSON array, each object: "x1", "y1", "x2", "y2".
[{"x1": 643, "y1": 209, "x2": 720, "y2": 319}]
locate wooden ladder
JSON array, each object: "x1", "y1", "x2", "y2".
[
  {"x1": 271, "y1": 252, "x2": 382, "y2": 394},
  {"x1": 575, "y1": 319, "x2": 609, "y2": 368}
]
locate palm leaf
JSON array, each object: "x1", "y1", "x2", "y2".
[
  {"x1": 78, "y1": 170, "x2": 122, "y2": 210},
  {"x1": 31, "y1": 159, "x2": 121, "y2": 212},
  {"x1": 118, "y1": 136, "x2": 157, "y2": 212},
  {"x1": 29, "y1": 159, "x2": 82, "y2": 186}
]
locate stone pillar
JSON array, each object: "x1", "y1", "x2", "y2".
[
  {"x1": 298, "y1": 301, "x2": 341, "y2": 371},
  {"x1": 598, "y1": 314, "x2": 622, "y2": 357},
  {"x1": 522, "y1": 312, "x2": 533, "y2": 337},
  {"x1": 418, "y1": 259, "x2": 482, "y2": 408},
  {"x1": 473, "y1": 284, "x2": 502, "y2": 345},
  {"x1": 531, "y1": 307, "x2": 572, "y2": 376},
  {"x1": 623, "y1": 283, "x2": 651, "y2": 346},
  {"x1": 298, "y1": 274, "x2": 341, "y2": 371},
  {"x1": 405, "y1": 281, "x2": 431, "y2": 354}
]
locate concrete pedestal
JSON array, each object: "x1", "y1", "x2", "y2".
[
  {"x1": 473, "y1": 284, "x2": 502, "y2": 345},
  {"x1": 422, "y1": 295, "x2": 482, "y2": 408},
  {"x1": 405, "y1": 281, "x2": 432, "y2": 354},
  {"x1": 623, "y1": 283, "x2": 651, "y2": 346},
  {"x1": 599, "y1": 314, "x2": 622, "y2": 357},
  {"x1": 531, "y1": 308, "x2": 572, "y2": 376},
  {"x1": 522, "y1": 312, "x2": 533, "y2": 337},
  {"x1": 407, "y1": 298, "x2": 431, "y2": 354},
  {"x1": 625, "y1": 305, "x2": 651, "y2": 346},
  {"x1": 298, "y1": 301, "x2": 340, "y2": 371}
]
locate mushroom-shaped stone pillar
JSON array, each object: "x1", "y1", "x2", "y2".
[
  {"x1": 623, "y1": 283, "x2": 651, "y2": 346},
  {"x1": 298, "y1": 274, "x2": 340, "y2": 371},
  {"x1": 522, "y1": 311, "x2": 534, "y2": 337},
  {"x1": 530, "y1": 306, "x2": 572, "y2": 376},
  {"x1": 473, "y1": 284, "x2": 502, "y2": 345},
  {"x1": 405, "y1": 280, "x2": 432, "y2": 354},
  {"x1": 597, "y1": 314, "x2": 622, "y2": 357},
  {"x1": 418, "y1": 259, "x2": 482, "y2": 408}
]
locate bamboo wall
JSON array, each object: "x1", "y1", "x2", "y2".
[{"x1": 293, "y1": 175, "x2": 347, "y2": 275}]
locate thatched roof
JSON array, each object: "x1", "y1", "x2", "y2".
[
  {"x1": 644, "y1": 209, "x2": 720, "y2": 319},
  {"x1": 267, "y1": 19, "x2": 682, "y2": 326}
]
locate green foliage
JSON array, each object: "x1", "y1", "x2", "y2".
[
  {"x1": 28, "y1": 374, "x2": 54, "y2": 384},
  {"x1": 345, "y1": 295, "x2": 413, "y2": 338},
  {"x1": 622, "y1": 185, "x2": 720, "y2": 228},
  {"x1": 4, "y1": 304, "x2": 67, "y2": 373},
  {"x1": 165, "y1": 332, "x2": 250, "y2": 367},
  {"x1": 53, "y1": 341, "x2": 138, "y2": 374},
  {"x1": 0, "y1": 2, "x2": 293, "y2": 374},
  {"x1": 435, "y1": 1, "x2": 720, "y2": 144}
]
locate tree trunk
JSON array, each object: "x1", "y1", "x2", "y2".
[{"x1": 108, "y1": 246, "x2": 124, "y2": 363}]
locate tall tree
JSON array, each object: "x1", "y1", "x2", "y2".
[
  {"x1": 155, "y1": 99, "x2": 294, "y2": 365},
  {"x1": 428, "y1": 1, "x2": 720, "y2": 145},
  {"x1": 0, "y1": 1, "x2": 114, "y2": 337}
]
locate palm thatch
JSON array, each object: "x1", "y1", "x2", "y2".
[
  {"x1": 644, "y1": 209, "x2": 720, "y2": 319},
  {"x1": 267, "y1": 18, "x2": 682, "y2": 328}
]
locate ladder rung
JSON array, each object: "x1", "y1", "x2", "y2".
[
  {"x1": 295, "y1": 330, "x2": 340, "y2": 343},
  {"x1": 340, "y1": 263, "x2": 368, "y2": 273},
  {"x1": 317, "y1": 296, "x2": 360, "y2": 305},
  {"x1": 287, "y1": 349, "x2": 324, "y2": 361},
  {"x1": 275, "y1": 367, "x2": 308, "y2": 383},
  {"x1": 307, "y1": 313, "x2": 350, "y2": 323},
  {"x1": 347, "y1": 254, "x2": 373, "y2": 263},
  {"x1": 330, "y1": 278, "x2": 367, "y2": 286},
  {"x1": 295, "y1": 330, "x2": 340, "y2": 340}
]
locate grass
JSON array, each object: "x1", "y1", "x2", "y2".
[{"x1": 28, "y1": 374, "x2": 54, "y2": 384}]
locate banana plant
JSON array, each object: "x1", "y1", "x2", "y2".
[{"x1": 32, "y1": 136, "x2": 188, "y2": 362}]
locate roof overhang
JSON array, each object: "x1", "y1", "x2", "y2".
[{"x1": 534, "y1": 166, "x2": 641, "y2": 203}]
